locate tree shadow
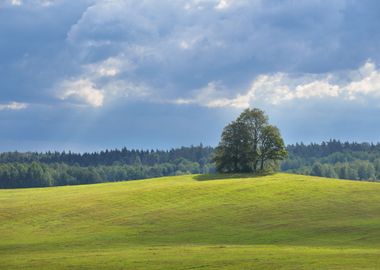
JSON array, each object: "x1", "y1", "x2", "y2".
[{"x1": 193, "y1": 173, "x2": 272, "y2": 181}]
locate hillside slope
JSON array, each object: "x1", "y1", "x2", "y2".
[{"x1": 1, "y1": 174, "x2": 380, "y2": 269}]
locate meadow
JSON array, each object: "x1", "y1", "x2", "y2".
[{"x1": 1, "y1": 173, "x2": 380, "y2": 269}]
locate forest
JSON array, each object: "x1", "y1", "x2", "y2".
[
  {"x1": 282, "y1": 140, "x2": 380, "y2": 181},
  {"x1": 0, "y1": 145, "x2": 214, "y2": 188},
  {"x1": 1, "y1": 140, "x2": 380, "y2": 188}
]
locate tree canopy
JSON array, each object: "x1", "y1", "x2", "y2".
[{"x1": 213, "y1": 108, "x2": 287, "y2": 173}]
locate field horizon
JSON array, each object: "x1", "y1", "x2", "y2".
[{"x1": 1, "y1": 173, "x2": 380, "y2": 269}]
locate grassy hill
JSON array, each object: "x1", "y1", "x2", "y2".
[{"x1": 1, "y1": 173, "x2": 380, "y2": 269}]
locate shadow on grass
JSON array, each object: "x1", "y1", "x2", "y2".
[{"x1": 193, "y1": 173, "x2": 273, "y2": 181}]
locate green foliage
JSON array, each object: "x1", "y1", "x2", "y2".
[
  {"x1": 213, "y1": 120, "x2": 253, "y2": 173},
  {"x1": 282, "y1": 140, "x2": 380, "y2": 181},
  {"x1": 214, "y1": 108, "x2": 287, "y2": 173},
  {"x1": 2, "y1": 174, "x2": 380, "y2": 269},
  {"x1": 0, "y1": 144, "x2": 217, "y2": 188},
  {"x1": 0, "y1": 144, "x2": 214, "y2": 166},
  {"x1": 5, "y1": 139, "x2": 380, "y2": 186},
  {"x1": 0, "y1": 159, "x2": 213, "y2": 189}
]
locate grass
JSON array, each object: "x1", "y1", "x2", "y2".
[{"x1": 1, "y1": 173, "x2": 380, "y2": 269}]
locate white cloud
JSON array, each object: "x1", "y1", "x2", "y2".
[
  {"x1": 346, "y1": 62, "x2": 380, "y2": 100},
  {"x1": 10, "y1": 0, "x2": 21, "y2": 5},
  {"x1": 293, "y1": 80, "x2": 340, "y2": 99},
  {"x1": 59, "y1": 53, "x2": 156, "y2": 107},
  {"x1": 4, "y1": 0, "x2": 57, "y2": 7},
  {"x1": 58, "y1": 79, "x2": 104, "y2": 107},
  {"x1": 84, "y1": 57, "x2": 134, "y2": 78},
  {"x1": 174, "y1": 61, "x2": 380, "y2": 109},
  {"x1": 39, "y1": 0, "x2": 380, "y2": 111},
  {"x1": 215, "y1": 0, "x2": 231, "y2": 10},
  {"x1": 179, "y1": 40, "x2": 193, "y2": 50},
  {"x1": 60, "y1": 0, "x2": 354, "y2": 111},
  {"x1": 57, "y1": 57, "x2": 149, "y2": 107},
  {"x1": 0, "y1": 102, "x2": 28, "y2": 111},
  {"x1": 58, "y1": 58, "x2": 380, "y2": 110}
]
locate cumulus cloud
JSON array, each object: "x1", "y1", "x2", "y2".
[
  {"x1": 175, "y1": 61, "x2": 380, "y2": 108},
  {"x1": 0, "y1": 102, "x2": 28, "y2": 110},
  {"x1": 30, "y1": 1, "x2": 380, "y2": 112},
  {"x1": 346, "y1": 62, "x2": 380, "y2": 100},
  {"x1": 58, "y1": 79, "x2": 104, "y2": 107},
  {"x1": 57, "y1": 56, "x2": 148, "y2": 107},
  {"x1": 3, "y1": 0, "x2": 380, "y2": 148},
  {"x1": 56, "y1": 0, "x2": 358, "y2": 108},
  {"x1": 2, "y1": 0, "x2": 380, "y2": 107}
]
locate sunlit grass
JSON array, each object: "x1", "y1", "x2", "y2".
[{"x1": 1, "y1": 173, "x2": 380, "y2": 269}]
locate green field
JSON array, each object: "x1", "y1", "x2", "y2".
[{"x1": 1, "y1": 173, "x2": 380, "y2": 269}]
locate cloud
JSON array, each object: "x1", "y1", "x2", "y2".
[
  {"x1": 57, "y1": 0, "x2": 357, "y2": 106},
  {"x1": 11, "y1": 0, "x2": 21, "y2": 6},
  {"x1": 56, "y1": 56, "x2": 149, "y2": 107},
  {"x1": 14, "y1": 0, "x2": 374, "y2": 112},
  {"x1": 84, "y1": 57, "x2": 125, "y2": 78},
  {"x1": 5, "y1": 0, "x2": 380, "y2": 111},
  {"x1": 174, "y1": 61, "x2": 380, "y2": 108},
  {"x1": 172, "y1": 81, "x2": 250, "y2": 108},
  {"x1": 215, "y1": 0, "x2": 231, "y2": 10},
  {"x1": 346, "y1": 62, "x2": 380, "y2": 100},
  {"x1": 58, "y1": 79, "x2": 104, "y2": 107},
  {"x1": 3, "y1": 0, "x2": 380, "y2": 149},
  {"x1": 0, "y1": 102, "x2": 28, "y2": 110},
  {"x1": 1, "y1": 0, "x2": 58, "y2": 7}
]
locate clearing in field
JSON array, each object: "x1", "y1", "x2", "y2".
[{"x1": 1, "y1": 173, "x2": 380, "y2": 269}]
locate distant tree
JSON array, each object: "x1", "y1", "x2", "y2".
[
  {"x1": 311, "y1": 162, "x2": 323, "y2": 177},
  {"x1": 214, "y1": 108, "x2": 287, "y2": 173},
  {"x1": 27, "y1": 162, "x2": 52, "y2": 187},
  {"x1": 323, "y1": 164, "x2": 338, "y2": 178}
]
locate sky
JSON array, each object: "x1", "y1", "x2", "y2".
[{"x1": 1, "y1": 0, "x2": 380, "y2": 152}]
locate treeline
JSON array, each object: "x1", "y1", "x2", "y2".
[
  {"x1": 282, "y1": 140, "x2": 380, "y2": 181},
  {"x1": 0, "y1": 145, "x2": 213, "y2": 166},
  {"x1": 0, "y1": 158, "x2": 214, "y2": 189},
  {"x1": 4, "y1": 140, "x2": 380, "y2": 188},
  {"x1": 0, "y1": 145, "x2": 215, "y2": 188}
]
